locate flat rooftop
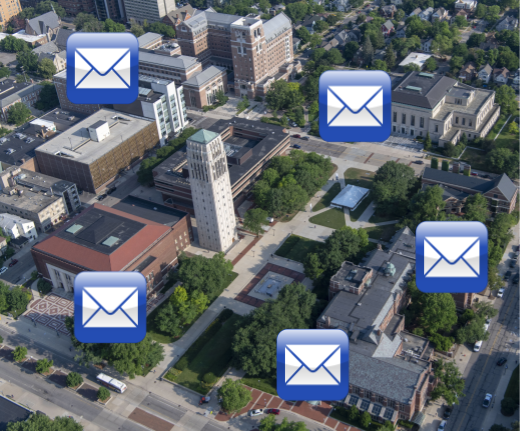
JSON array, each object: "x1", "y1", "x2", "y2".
[
  {"x1": 35, "y1": 109, "x2": 154, "y2": 165},
  {"x1": 0, "y1": 396, "x2": 31, "y2": 430},
  {"x1": 434, "y1": 87, "x2": 494, "y2": 120},
  {"x1": 0, "y1": 185, "x2": 62, "y2": 212},
  {"x1": 112, "y1": 196, "x2": 187, "y2": 227}
]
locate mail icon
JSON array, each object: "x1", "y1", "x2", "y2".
[
  {"x1": 277, "y1": 329, "x2": 349, "y2": 401},
  {"x1": 74, "y1": 272, "x2": 147, "y2": 343},
  {"x1": 319, "y1": 70, "x2": 391, "y2": 143},
  {"x1": 67, "y1": 33, "x2": 138, "y2": 105},
  {"x1": 416, "y1": 222, "x2": 488, "y2": 294}
]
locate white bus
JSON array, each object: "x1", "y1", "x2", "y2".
[{"x1": 96, "y1": 373, "x2": 127, "y2": 393}]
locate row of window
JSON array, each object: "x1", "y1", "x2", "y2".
[{"x1": 393, "y1": 112, "x2": 425, "y2": 128}]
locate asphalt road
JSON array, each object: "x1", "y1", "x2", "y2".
[
  {"x1": 447, "y1": 268, "x2": 520, "y2": 430},
  {"x1": 0, "y1": 361, "x2": 147, "y2": 431},
  {"x1": 1, "y1": 252, "x2": 36, "y2": 285}
]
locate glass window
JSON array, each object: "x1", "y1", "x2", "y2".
[
  {"x1": 411, "y1": 115, "x2": 415, "y2": 126},
  {"x1": 455, "y1": 117, "x2": 459, "y2": 124},
  {"x1": 402, "y1": 114, "x2": 406, "y2": 124},
  {"x1": 420, "y1": 117, "x2": 424, "y2": 128},
  {"x1": 462, "y1": 118, "x2": 466, "y2": 125},
  {"x1": 393, "y1": 112, "x2": 397, "y2": 122}
]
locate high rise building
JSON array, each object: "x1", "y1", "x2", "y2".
[
  {"x1": 0, "y1": 0, "x2": 22, "y2": 30},
  {"x1": 123, "y1": 0, "x2": 176, "y2": 25},
  {"x1": 186, "y1": 129, "x2": 236, "y2": 252}
]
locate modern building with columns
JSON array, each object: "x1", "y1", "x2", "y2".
[
  {"x1": 186, "y1": 129, "x2": 237, "y2": 252},
  {"x1": 391, "y1": 71, "x2": 500, "y2": 146},
  {"x1": 31, "y1": 200, "x2": 192, "y2": 293}
]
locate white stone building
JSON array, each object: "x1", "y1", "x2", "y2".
[
  {"x1": 0, "y1": 213, "x2": 37, "y2": 240},
  {"x1": 186, "y1": 129, "x2": 237, "y2": 252}
]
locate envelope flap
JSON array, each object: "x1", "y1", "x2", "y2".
[
  {"x1": 329, "y1": 86, "x2": 381, "y2": 113},
  {"x1": 287, "y1": 345, "x2": 339, "y2": 371},
  {"x1": 84, "y1": 287, "x2": 137, "y2": 314},
  {"x1": 426, "y1": 237, "x2": 478, "y2": 263},
  {"x1": 77, "y1": 48, "x2": 129, "y2": 75}
]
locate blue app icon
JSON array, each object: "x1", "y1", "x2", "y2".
[
  {"x1": 67, "y1": 33, "x2": 139, "y2": 104},
  {"x1": 74, "y1": 271, "x2": 147, "y2": 343},
  {"x1": 277, "y1": 329, "x2": 349, "y2": 401},
  {"x1": 416, "y1": 221, "x2": 488, "y2": 293},
  {"x1": 319, "y1": 70, "x2": 391, "y2": 143}
]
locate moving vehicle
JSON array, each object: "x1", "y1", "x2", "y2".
[
  {"x1": 498, "y1": 287, "x2": 505, "y2": 298},
  {"x1": 504, "y1": 271, "x2": 512, "y2": 280},
  {"x1": 497, "y1": 357, "x2": 507, "y2": 366},
  {"x1": 0, "y1": 267, "x2": 7, "y2": 274},
  {"x1": 96, "y1": 373, "x2": 127, "y2": 393},
  {"x1": 249, "y1": 409, "x2": 263, "y2": 417},
  {"x1": 9, "y1": 259, "x2": 18, "y2": 267},
  {"x1": 474, "y1": 340, "x2": 483, "y2": 352},
  {"x1": 265, "y1": 409, "x2": 280, "y2": 415},
  {"x1": 199, "y1": 396, "x2": 211, "y2": 405},
  {"x1": 438, "y1": 420, "x2": 447, "y2": 431},
  {"x1": 482, "y1": 393, "x2": 493, "y2": 408}
]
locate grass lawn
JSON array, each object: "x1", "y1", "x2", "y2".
[
  {"x1": 309, "y1": 208, "x2": 346, "y2": 230},
  {"x1": 363, "y1": 224, "x2": 398, "y2": 242},
  {"x1": 504, "y1": 365, "x2": 519, "y2": 404},
  {"x1": 460, "y1": 147, "x2": 488, "y2": 172},
  {"x1": 167, "y1": 312, "x2": 241, "y2": 394},
  {"x1": 344, "y1": 168, "x2": 375, "y2": 189},
  {"x1": 313, "y1": 183, "x2": 341, "y2": 211},
  {"x1": 275, "y1": 235, "x2": 322, "y2": 263},
  {"x1": 486, "y1": 111, "x2": 520, "y2": 151},
  {"x1": 241, "y1": 375, "x2": 277, "y2": 396},
  {"x1": 349, "y1": 194, "x2": 373, "y2": 222},
  {"x1": 147, "y1": 272, "x2": 238, "y2": 344}
]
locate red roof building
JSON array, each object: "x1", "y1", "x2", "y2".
[{"x1": 31, "y1": 199, "x2": 192, "y2": 293}]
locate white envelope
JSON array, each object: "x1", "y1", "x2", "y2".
[
  {"x1": 327, "y1": 86, "x2": 383, "y2": 127},
  {"x1": 82, "y1": 287, "x2": 139, "y2": 328},
  {"x1": 424, "y1": 237, "x2": 480, "y2": 278},
  {"x1": 75, "y1": 48, "x2": 131, "y2": 89},
  {"x1": 285, "y1": 344, "x2": 341, "y2": 386}
]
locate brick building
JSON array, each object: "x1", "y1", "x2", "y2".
[
  {"x1": 138, "y1": 51, "x2": 203, "y2": 84},
  {"x1": 0, "y1": 80, "x2": 43, "y2": 122},
  {"x1": 153, "y1": 117, "x2": 291, "y2": 215},
  {"x1": 54, "y1": 70, "x2": 101, "y2": 115},
  {"x1": 317, "y1": 228, "x2": 434, "y2": 424},
  {"x1": 182, "y1": 66, "x2": 228, "y2": 109},
  {"x1": 57, "y1": 0, "x2": 96, "y2": 16},
  {"x1": 35, "y1": 109, "x2": 159, "y2": 194},
  {"x1": 25, "y1": 11, "x2": 61, "y2": 42},
  {"x1": 422, "y1": 167, "x2": 518, "y2": 215},
  {"x1": 176, "y1": 11, "x2": 301, "y2": 98},
  {"x1": 0, "y1": 0, "x2": 21, "y2": 30},
  {"x1": 31, "y1": 200, "x2": 193, "y2": 293}
]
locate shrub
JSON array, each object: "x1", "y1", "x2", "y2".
[
  {"x1": 203, "y1": 372, "x2": 217, "y2": 385},
  {"x1": 295, "y1": 73, "x2": 302, "y2": 80},
  {"x1": 441, "y1": 160, "x2": 449, "y2": 171},
  {"x1": 13, "y1": 346, "x2": 27, "y2": 362},
  {"x1": 37, "y1": 278, "x2": 52, "y2": 295},
  {"x1": 66, "y1": 372, "x2": 83, "y2": 388},
  {"x1": 431, "y1": 158, "x2": 439, "y2": 169},
  {"x1": 176, "y1": 357, "x2": 189, "y2": 371},
  {"x1": 0, "y1": 335, "x2": 3, "y2": 344},
  {"x1": 501, "y1": 397, "x2": 516, "y2": 416},
  {"x1": 219, "y1": 308, "x2": 234, "y2": 322},
  {"x1": 36, "y1": 358, "x2": 53, "y2": 374},
  {"x1": 254, "y1": 96, "x2": 263, "y2": 102},
  {"x1": 97, "y1": 386, "x2": 110, "y2": 401}
]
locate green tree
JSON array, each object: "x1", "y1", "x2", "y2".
[
  {"x1": 467, "y1": 33, "x2": 486, "y2": 48},
  {"x1": 35, "y1": 82, "x2": 59, "y2": 111},
  {"x1": 464, "y1": 193, "x2": 488, "y2": 224},
  {"x1": 7, "y1": 286, "x2": 29, "y2": 311},
  {"x1": 454, "y1": 15, "x2": 467, "y2": 28},
  {"x1": 401, "y1": 186, "x2": 447, "y2": 231},
  {"x1": 372, "y1": 161, "x2": 416, "y2": 218},
  {"x1": 424, "y1": 132, "x2": 432, "y2": 151},
  {"x1": 424, "y1": 57, "x2": 437, "y2": 72},
  {"x1": 455, "y1": 315, "x2": 489, "y2": 344},
  {"x1": 304, "y1": 253, "x2": 323, "y2": 280},
  {"x1": 7, "y1": 102, "x2": 31, "y2": 126},
  {"x1": 384, "y1": 44, "x2": 396, "y2": 70},
  {"x1": 344, "y1": 41, "x2": 359, "y2": 62},
  {"x1": 145, "y1": 22, "x2": 176, "y2": 38},
  {"x1": 286, "y1": 2, "x2": 310, "y2": 22},
  {"x1": 155, "y1": 301, "x2": 183, "y2": 337},
  {"x1": 232, "y1": 283, "x2": 316, "y2": 375},
  {"x1": 362, "y1": 34, "x2": 374, "y2": 65},
  {"x1": 508, "y1": 122, "x2": 519, "y2": 135},
  {"x1": 360, "y1": 412, "x2": 372, "y2": 428},
  {"x1": 66, "y1": 372, "x2": 83, "y2": 388},
  {"x1": 487, "y1": 148, "x2": 519, "y2": 178},
  {"x1": 485, "y1": 5, "x2": 500, "y2": 22},
  {"x1": 243, "y1": 208, "x2": 269, "y2": 235},
  {"x1": 495, "y1": 85, "x2": 517, "y2": 115},
  {"x1": 15, "y1": 74, "x2": 25, "y2": 83},
  {"x1": 97, "y1": 386, "x2": 110, "y2": 401},
  {"x1": 475, "y1": 3, "x2": 487, "y2": 18},
  {"x1": 357, "y1": 13, "x2": 366, "y2": 24},
  {"x1": 450, "y1": 56, "x2": 465, "y2": 70},
  {"x1": 36, "y1": 358, "x2": 53, "y2": 374},
  {"x1": 74, "y1": 12, "x2": 99, "y2": 30},
  {"x1": 441, "y1": 160, "x2": 449, "y2": 171},
  {"x1": 13, "y1": 346, "x2": 27, "y2": 362},
  {"x1": 429, "y1": 333, "x2": 455, "y2": 351},
  {"x1": 1, "y1": 35, "x2": 29, "y2": 53},
  {"x1": 0, "y1": 66, "x2": 10, "y2": 78},
  {"x1": 326, "y1": 48, "x2": 344, "y2": 65},
  {"x1": 260, "y1": 415, "x2": 309, "y2": 431},
  {"x1": 237, "y1": 95, "x2": 250, "y2": 112},
  {"x1": 403, "y1": 63, "x2": 421, "y2": 72},
  {"x1": 431, "y1": 34, "x2": 453, "y2": 57},
  {"x1": 296, "y1": 26, "x2": 311, "y2": 44},
  {"x1": 372, "y1": 59, "x2": 388, "y2": 71},
  {"x1": 37, "y1": 58, "x2": 57, "y2": 79},
  {"x1": 103, "y1": 19, "x2": 126, "y2": 32},
  {"x1": 219, "y1": 378, "x2": 252, "y2": 413},
  {"x1": 16, "y1": 50, "x2": 38, "y2": 71},
  {"x1": 130, "y1": 22, "x2": 145, "y2": 37},
  {"x1": 7, "y1": 413, "x2": 83, "y2": 431},
  {"x1": 501, "y1": 397, "x2": 517, "y2": 416},
  {"x1": 214, "y1": 89, "x2": 228, "y2": 105}
]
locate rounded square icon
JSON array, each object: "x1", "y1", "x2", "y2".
[
  {"x1": 74, "y1": 271, "x2": 147, "y2": 343},
  {"x1": 319, "y1": 70, "x2": 391, "y2": 143},
  {"x1": 67, "y1": 33, "x2": 139, "y2": 104},
  {"x1": 416, "y1": 221, "x2": 488, "y2": 293},
  {"x1": 277, "y1": 329, "x2": 349, "y2": 401}
]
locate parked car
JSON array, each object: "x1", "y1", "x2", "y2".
[
  {"x1": 438, "y1": 420, "x2": 447, "y2": 431},
  {"x1": 513, "y1": 273, "x2": 520, "y2": 284},
  {"x1": 471, "y1": 172, "x2": 479, "y2": 176},
  {"x1": 293, "y1": 144, "x2": 301, "y2": 149},
  {"x1": 510, "y1": 259, "x2": 517, "y2": 268},
  {"x1": 266, "y1": 217, "x2": 275, "y2": 223},
  {"x1": 497, "y1": 287, "x2": 505, "y2": 298},
  {"x1": 443, "y1": 406, "x2": 452, "y2": 419},
  {"x1": 484, "y1": 321, "x2": 490, "y2": 331},
  {"x1": 291, "y1": 122, "x2": 297, "y2": 127},
  {"x1": 0, "y1": 267, "x2": 7, "y2": 274},
  {"x1": 474, "y1": 340, "x2": 483, "y2": 352},
  {"x1": 497, "y1": 357, "x2": 507, "y2": 366},
  {"x1": 292, "y1": 134, "x2": 301, "y2": 138},
  {"x1": 301, "y1": 136, "x2": 310, "y2": 140},
  {"x1": 414, "y1": 160, "x2": 425, "y2": 164},
  {"x1": 249, "y1": 409, "x2": 263, "y2": 417},
  {"x1": 265, "y1": 409, "x2": 280, "y2": 415},
  {"x1": 106, "y1": 187, "x2": 117, "y2": 195},
  {"x1": 482, "y1": 393, "x2": 493, "y2": 408},
  {"x1": 504, "y1": 271, "x2": 512, "y2": 281},
  {"x1": 199, "y1": 396, "x2": 210, "y2": 405},
  {"x1": 9, "y1": 259, "x2": 18, "y2": 267},
  {"x1": 482, "y1": 174, "x2": 491, "y2": 179}
]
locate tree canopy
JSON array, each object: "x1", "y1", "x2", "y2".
[
  {"x1": 260, "y1": 415, "x2": 309, "y2": 431},
  {"x1": 430, "y1": 360, "x2": 466, "y2": 405},
  {"x1": 7, "y1": 102, "x2": 32, "y2": 126},
  {"x1": 7, "y1": 414, "x2": 83, "y2": 431},
  {"x1": 219, "y1": 378, "x2": 252, "y2": 413},
  {"x1": 35, "y1": 82, "x2": 60, "y2": 111}
]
